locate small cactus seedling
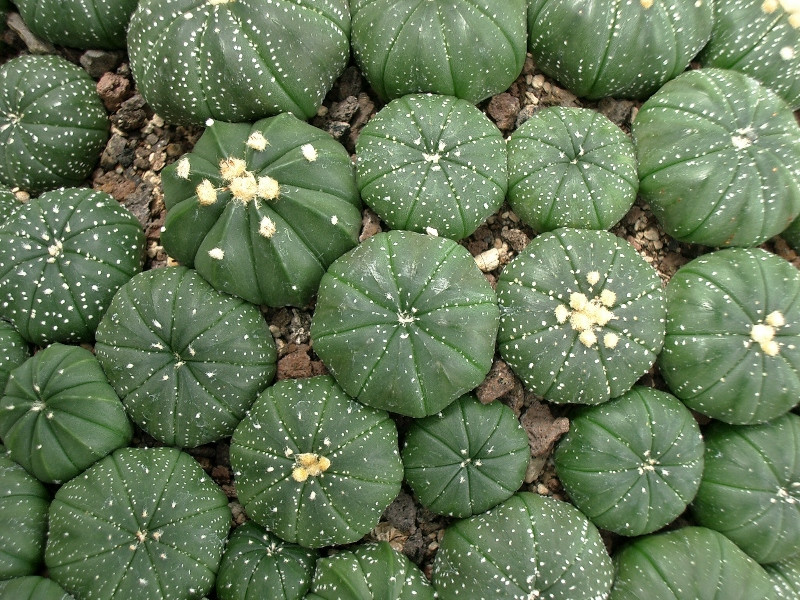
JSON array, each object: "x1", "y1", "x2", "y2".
[
  {"x1": 127, "y1": 0, "x2": 350, "y2": 124},
  {"x1": 311, "y1": 230, "x2": 500, "y2": 418},
  {"x1": 700, "y1": 0, "x2": 800, "y2": 110},
  {"x1": 765, "y1": 554, "x2": 800, "y2": 600},
  {"x1": 609, "y1": 527, "x2": 776, "y2": 600},
  {"x1": 95, "y1": 266, "x2": 276, "y2": 448},
  {"x1": 230, "y1": 376, "x2": 403, "y2": 548},
  {"x1": 306, "y1": 542, "x2": 435, "y2": 600},
  {"x1": 45, "y1": 447, "x2": 231, "y2": 600},
  {"x1": 496, "y1": 228, "x2": 666, "y2": 405},
  {"x1": 507, "y1": 106, "x2": 638, "y2": 232},
  {"x1": 402, "y1": 394, "x2": 530, "y2": 518},
  {"x1": 0, "y1": 448, "x2": 49, "y2": 580},
  {"x1": 527, "y1": 0, "x2": 713, "y2": 100},
  {"x1": 215, "y1": 521, "x2": 318, "y2": 600},
  {"x1": 0, "y1": 576, "x2": 74, "y2": 600},
  {"x1": 553, "y1": 386, "x2": 704, "y2": 537},
  {"x1": 0, "y1": 55, "x2": 108, "y2": 193},
  {"x1": 356, "y1": 93, "x2": 507, "y2": 240},
  {"x1": 350, "y1": 0, "x2": 527, "y2": 103},
  {"x1": 0, "y1": 344, "x2": 132, "y2": 484},
  {"x1": 691, "y1": 413, "x2": 800, "y2": 565},
  {"x1": 161, "y1": 114, "x2": 361, "y2": 307},
  {"x1": 633, "y1": 68, "x2": 800, "y2": 247},
  {"x1": 15, "y1": 0, "x2": 137, "y2": 49},
  {"x1": 0, "y1": 188, "x2": 144, "y2": 345},
  {"x1": 433, "y1": 492, "x2": 613, "y2": 600},
  {"x1": 659, "y1": 248, "x2": 800, "y2": 424},
  {"x1": 0, "y1": 320, "x2": 28, "y2": 393}
]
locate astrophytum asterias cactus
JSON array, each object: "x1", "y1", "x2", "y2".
[
  {"x1": 0, "y1": 320, "x2": 28, "y2": 393},
  {"x1": 0, "y1": 576, "x2": 74, "y2": 600},
  {"x1": 765, "y1": 554, "x2": 800, "y2": 600}
]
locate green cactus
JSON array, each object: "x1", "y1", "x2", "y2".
[
  {"x1": 0, "y1": 55, "x2": 108, "y2": 193},
  {"x1": 95, "y1": 266, "x2": 276, "y2": 448},
  {"x1": 160, "y1": 114, "x2": 361, "y2": 307},
  {"x1": 0, "y1": 187, "x2": 144, "y2": 345},
  {"x1": 356, "y1": 93, "x2": 507, "y2": 240},
  {"x1": 230, "y1": 375, "x2": 403, "y2": 548},
  {"x1": 496, "y1": 228, "x2": 666, "y2": 405},
  {"x1": 0, "y1": 185, "x2": 22, "y2": 226},
  {"x1": 0, "y1": 320, "x2": 28, "y2": 393},
  {"x1": 765, "y1": 554, "x2": 800, "y2": 600},
  {"x1": 311, "y1": 230, "x2": 499, "y2": 418},
  {"x1": 0, "y1": 577, "x2": 74, "y2": 600},
  {"x1": 45, "y1": 447, "x2": 231, "y2": 600}
]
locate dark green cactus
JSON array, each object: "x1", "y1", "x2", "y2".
[
  {"x1": 95, "y1": 266, "x2": 276, "y2": 448},
  {"x1": 0, "y1": 576, "x2": 74, "y2": 600},
  {"x1": 160, "y1": 114, "x2": 361, "y2": 307},
  {"x1": 0, "y1": 320, "x2": 28, "y2": 393},
  {"x1": 765, "y1": 554, "x2": 800, "y2": 600},
  {"x1": 0, "y1": 185, "x2": 22, "y2": 226},
  {"x1": 311, "y1": 230, "x2": 499, "y2": 418}
]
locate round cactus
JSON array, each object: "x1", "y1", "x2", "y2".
[
  {"x1": 765, "y1": 554, "x2": 800, "y2": 600},
  {"x1": 507, "y1": 106, "x2": 638, "y2": 233},
  {"x1": 216, "y1": 521, "x2": 318, "y2": 600},
  {"x1": 0, "y1": 577, "x2": 74, "y2": 600},
  {"x1": 433, "y1": 492, "x2": 613, "y2": 600},
  {"x1": 691, "y1": 413, "x2": 800, "y2": 565},
  {"x1": 609, "y1": 527, "x2": 776, "y2": 600},
  {"x1": 45, "y1": 447, "x2": 231, "y2": 600},
  {"x1": 659, "y1": 248, "x2": 800, "y2": 424},
  {"x1": 127, "y1": 0, "x2": 350, "y2": 124},
  {"x1": 311, "y1": 230, "x2": 499, "y2": 418},
  {"x1": 0, "y1": 320, "x2": 28, "y2": 393},
  {"x1": 95, "y1": 266, "x2": 276, "y2": 448},
  {"x1": 161, "y1": 114, "x2": 361, "y2": 307},
  {"x1": 0, "y1": 185, "x2": 22, "y2": 226},
  {"x1": 306, "y1": 542, "x2": 435, "y2": 600},
  {"x1": 350, "y1": 0, "x2": 527, "y2": 103},
  {"x1": 527, "y1": 0, "x2": 713, "y2": 100},
  {"x1": 230, "y1": 376, "x2": 403, "y2": 548},
  {"x1": 0, "y1": 55, "x2": 108, "y2": 193},
  {"x1": 553, "y1": 386, "x2": 704, "y2": 536},
  {"x1": 0, "y1": 449, "x2": 49, "y2": 580},
  {"x1": 402, "y1": 394, "x2": 529, "y2": 518},
  {"x1": 699, "y1": 0, "x2": 800, "y2": 110},
  {"x1": 0, "y1": 344, "x2": 132, "y2": 484},
  {"x1": 356, "y1": 93, "x2": 507, "y2": 240},
  {"x1": 15, "y1": 0, "x2": 137, "y2": 49},
  {"x1": 0, "y1": 187, "x2": 144, "y2": 345},
  {"x1": 496, "y1": 228, "x2": 666, "y2": 405},
  {"x1": 633, "y1": 68, "x2": 800, "y2": 247}
]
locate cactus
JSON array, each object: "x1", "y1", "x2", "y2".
[
  {"x1": 356, "y1": 93, "x2": 507, "y2": 240},
  {"x1": 0, "y1": 577, "x2": 74, "y2": 600},
  {"x1": 0, "y1": 320, "x2": 28, "y2": 393},
  {"x1": 765, "y1": 554, "x2": 800, "y2": 600},
  {"x1": 0, "y1": 187, "x2": 144, "y2": 345},
  {"x1": 527, "y1": 0, "x2": 713, "y2": 100},
  {"x1": 0, "y1": 55, "x2": 108, "y2": 193},
  {"x1": 433, "y1": 492, "x2": 613, "y2": 600},
  {"x1": 0, "y1": 185, "x2": 22, "y2": 225},
  {"x1": 45, "y1": 447, "x2": 231, "y2": 600},
  {"x1": 95, "y1": 266, "x2": 276, "y2": 448},
  {"x1": 0, "y1": 343, "x2": 132, "y2": 484},
  {"x1": 496, "y1": 228, "x2": 666, "y2": 405},
  {"x1": 161, "y1": 114, "x2": 361, "y2": 307},
  {"x1": 507, "y1": 106, "x2": 638, "y2": 232},
  {"x1": 633, "y1": 68, "x2": 800, "y2": 247},
  {"x1": 402, "y1": 394, "x2": 529, "y2": 518},
  {"x1": 350, "y1": 0, "x2": 527, "y2": 103},
  {"x1": 311, "y1": 230, "x2": 499, "y2": 418},
  {"x1": 230, "y1": 375, "x2": 403, "y2": 548},
  {"x1": 553, "y1": 386, "x2": 704, "y2": 536},
  {"x1": 127, "y1": 0, "x2": 350, "y2": 124},
  {"x1": 659, "y1": 248, "x2": 800, "y2": 424}
]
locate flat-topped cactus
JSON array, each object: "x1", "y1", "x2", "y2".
[
  {"x1": 230, "y1": 376, "x2": 403, "y2": 548},
  {"x1": 554, "y1": 386, "x2": 704, "y2": 536},
  {"x1": 0, "y1": 187, "x2": 144, "y2": 345},
  {"x1": 311, "y1": 230, "x2": 499, "y2": 418},
  {"x1": 527, "y1": 0, "x2": 713, "y2": 100},
  {"x1": 350, "y1": 0, "x2": 527, "y2": 103},
  {"x1": 0, "y1": 343, "x2": 132, "y2": 484},
  {"x1": 496, "y1": 228, "x2": 666, "y2": 405},
  {"x1": 161, "y1": 114, "x2": 361, "y2": 307},
  {"x1": 0, "y1": 55, "x2": 108, "y2": 193},
  {"x1": 633, "y1": 68, "x2": 800, "y2": 247},
  {"x1": 45, "y1": 447, "x2": 231, "y2": 600},
  {"x1": 507, "y1": 106, "x2": 638, "y2": 233},
  {"x1": 356, "y1": 93, "x2": 507, "y2": 240},
  {"x1": 95, "y1": 266, "x2": 276, "y2": 448},
  {"x1": 659, "y1": 248, "x2": 800, "y2": 424},
  {"x1": 0, "y1": 576, "x2": 74, "y2": 600},
  {"x1": 0, "y1": 320, "x2": 28, "y2": 393},
  {"x1": 127, "y1": 0, "x2": 350, "y2": 124}
]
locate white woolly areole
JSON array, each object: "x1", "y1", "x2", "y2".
[
  {"x1": 175, "y1": 157, "x2": 191, "y2": 179},
  {"x1": 301, "y1": 143, "x2": 318, "y2": 162},
  {"x1": 246, "y1": 132, "x2": 268, "y2": 151},
  {"x1": 257, "y1": 176, "x2": 280, "y2": 200},
  {"x1": 259, "y1": 216, "x2": 277, "y2": 238},
  {"x1": 208, "y1": 247, "x2": 225, "y2": 260}
]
